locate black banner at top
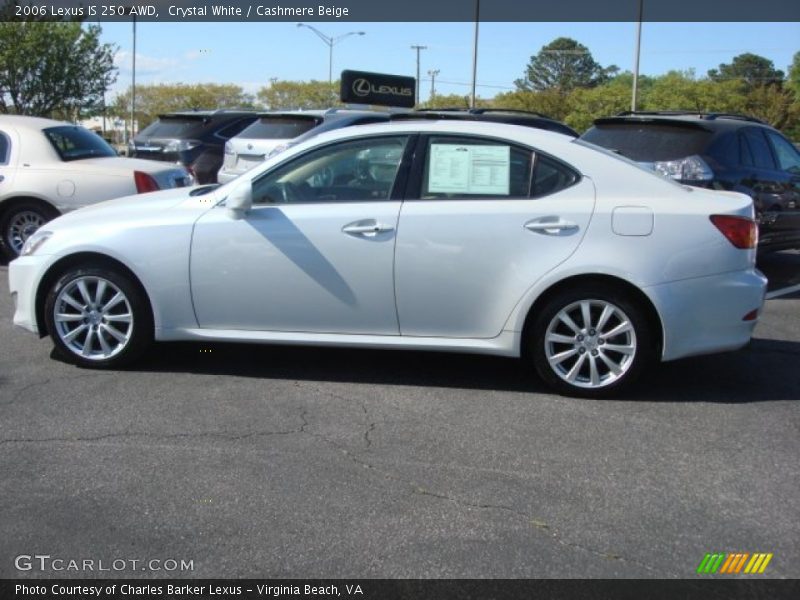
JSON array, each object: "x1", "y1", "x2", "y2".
[
  {"x1": 340, "y1": 70, "x2": 416, "y2": 108},
  {"x1": 1, "y1": 0, "x2": 799, "y2": 22}
]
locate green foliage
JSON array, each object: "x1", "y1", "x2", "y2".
[
  {"x1": 257, "y1": 80, "x2": 339, "y2": 110},
  {"x1": 112, "y1": 83, "x2": 255, "y2": 131},
  {"x1": 788, "y1": 52, "x2": 800, "y2": 99},
  {"x1": 0, "y1": 21, "x2": 116, "y2": 117},
  {"x1": 708, "y1": 53, "x2": 784, "y2": 90},
  {"x1": 419, "y1": 93, "x2": 490, "y2": 110},
  {"x1": 492, "y1": 89, "x2": 569, "y2": 121},
  {"x1": 641, "y1": 71, "x2": 747, "y2": 113},
  {"x1": 515, "y1": 37, "x2": 617, "y2": 94}
]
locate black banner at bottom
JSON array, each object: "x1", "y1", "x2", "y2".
[{"x1": 2, "y1": 579, "x2": 799, "y2": 600}]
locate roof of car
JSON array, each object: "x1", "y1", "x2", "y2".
[
  {"x1": 0, "y1": 115, "x2": 74, "y2": 131},
  {"x1": 158, "y1": 109, "x2": 256, "y2": 119},
  {"x1": 593, "y1": 111, "x2": 771, "y2": 131}
]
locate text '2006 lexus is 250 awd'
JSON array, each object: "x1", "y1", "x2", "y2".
[{"x1": 8, "y1": 120, "x2": 767, "y2": 398}]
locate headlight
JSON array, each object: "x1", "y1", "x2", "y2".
[{"x1": 20, "y1": 230, "x2": 53, "y2": 256}]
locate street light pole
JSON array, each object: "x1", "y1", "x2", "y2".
[
  {"x1": 631, "y1": 0, "x2": 643, "y2": 112},
  {"x1": 410, "y1": 45, "x2": 427, "y2": 106},
  {"x1": 296, "y1": 23, "x2": 365, "y2": 86},
  {"x1": 130, "y1": 13, "x2": 136, "y2": 141},
  {"x1": 470, "y1": 0, "x2": 480, "y2": 108}
]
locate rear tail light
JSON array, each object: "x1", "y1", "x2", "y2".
[
  {"x1": 654, "y1": 155, "x2": 713, "y2": 182},
  {"x1": 710, "y1": 215, "x2": 758, "y2": 249},
  {"x1": 134, "y1": 171, "x2": 160, "y2": 194}
]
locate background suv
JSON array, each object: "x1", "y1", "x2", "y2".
[
  {"x1": 581, "y1": 111, "x2": 800, "y2": 251},
  {"x1": 218, "y1": 109, "x2": 391, "y2": 184},
  {"x1": 130, "y1": 110, "x2": 257, "y2": 184}
]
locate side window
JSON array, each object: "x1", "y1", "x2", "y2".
[
  {"x1": 251, "y1": 135, "x2": 409, "y2": 204},
  {"x1": 0, "y1": 131, "x2": 9, "y2": 164},
  {"x1": 765, "y1": 130, "x2": 800, "y2": 174},
  {"x1": 421, "y1": 136, "x2": 533, "y2": 199},
  {"x1": 531, "y1": 155, "x2": 579, "y2": 198},
  {"x1": 739, "y1": 134, "x2": 754, "y2": 167},
  {"x1": 742, "y1": 128, "x2": 776, "y2": 170}
]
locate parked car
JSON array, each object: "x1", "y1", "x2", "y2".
[
  {"x1": 129, "y1": 110, "x2": 258, "y2": 184},
  {"x1": 0, "y1": 115, "x2": 192, "y2": 259},
  {"x1": 392, "y1": 108, "x2": 579, "y2": 137},
  {"x1": 218, "y1": 109, "x2": 391, "y2": 183},
  {"x1": 581, "y1": 111, "x2": 800, "y2": 251},
  {"x1": 9, "y1": 120, "x2": 765, "y2": 397}
]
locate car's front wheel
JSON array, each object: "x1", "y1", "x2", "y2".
[
  {"x1": 44, "y1": 267, "x2": 153, "y2": 368},
  {"x1": 529, "y1": 284, "x2": 655, "y2": 398}
]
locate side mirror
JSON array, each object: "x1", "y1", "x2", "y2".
[{"x1": 226, "y1": 183, "x2": 252, "y2": 219}]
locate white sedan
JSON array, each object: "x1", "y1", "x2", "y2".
[
  {"x1": 8, "y1": 120, "x2": 767, "y2": 397},
  {"x1": 0, "y1": 115, "x2": 192, "y2": 258}
]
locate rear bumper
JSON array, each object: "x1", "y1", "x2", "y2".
[{"x1": 646, "y1": 269, "x2": 767, "y2": 362}]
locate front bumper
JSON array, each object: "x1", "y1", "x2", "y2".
[
  {"x1": 8, "y1": 255, "x2": 51, "y2": 335},
  {"x1": 647, "y1": 269, "x2": 768, "y2": 362}
]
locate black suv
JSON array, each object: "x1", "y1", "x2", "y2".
[
  {"x1": 581, "y1": 111, "x2": 800, "y2": 251},
  {"x1": 130, "y1": 110, "x2": 258, "y2": 184},
  {"x1": 392, "y1": 108, "x2": 579, "y2": 137}
]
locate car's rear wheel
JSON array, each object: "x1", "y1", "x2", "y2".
[
  {"x1": 44, "y1": 267, "x2": 153, "y2": 368},
  {"x1": 1, "y1": 202, "x2": 56, "y2": 259},
  {"x1": 529, "y1": 284, "x2": 655, "y2": 398}
]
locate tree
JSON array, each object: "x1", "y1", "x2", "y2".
[
  {"x1": 515, "y1": 37, "x2": 617, "y2": 94},
  {"x1": 111, "y1": 83, "x2": 255, "y2": 131},
  {"x1": 0, "y1": 21, "x2": 116, "y2": 117},
  {"x1": 257, "y1": 80, "x2": 339, "y2": 110},
  {"x1": 708, "y1": 53, "x2": 784, "y2": 90},
  {"x1": 642, "y1": 70, "x2": 748, "y2": 114},
  {"x1": 419, "y1": 93, "x2": 490, "y2": 109},
  {"x1": 492, "y1": 89, "x2": 569, "y2": 121},
  {"x1": 788, "y1": 51, "x2": 800, "y2": 98}
]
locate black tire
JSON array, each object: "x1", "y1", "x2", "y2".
[
  {"x1": 44, "y1": 266, "x2": 153, "y2": 368},
  {"x1": 528, "y1": 284, "x2": 655, "y2": 398},
  {"x1": 0, "y1": 201, "x2": 57, "y2": 259}
]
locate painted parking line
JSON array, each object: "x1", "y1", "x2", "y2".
[{"x1": 765, "y1": 283, "x2": 800, "y2": 300}]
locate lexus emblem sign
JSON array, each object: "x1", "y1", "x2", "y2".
[{"x1": 340, "y1": 70, "x2": 416, "y2": 108}]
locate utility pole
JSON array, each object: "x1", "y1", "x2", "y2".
[
  {"x1": 410, "y1": 45, "x2": 427, "y2": 106},
  {"x1": 631, "y1": 0, "x2": 643, "y2": 112},
  {"x1": 130, "y1": 12, "x2": 136, "y2": 142},
  {"x1": 428, "y1": 69, "x2": 440, "y2": 102}
]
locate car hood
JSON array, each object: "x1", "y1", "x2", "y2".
[{"x1": 48, "y1": 186, "x2": 202, "y2": 229}]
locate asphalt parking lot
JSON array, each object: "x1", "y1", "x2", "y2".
[{"x1": 0, "y1": 252, "x2": 798, "y2": 579}]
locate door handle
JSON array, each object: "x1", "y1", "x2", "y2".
[
  {"x1": 524, "y1": 217, "x2": 579, "y2": 235},
  {"x1": 342, "y1": 220, "x2": 394, "y2": 236}
]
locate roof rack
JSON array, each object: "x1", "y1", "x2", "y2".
[
  {"x1": 414, "y1": 107, "x2": 555, "y2": 120},
  {"x1": 615, "y1": 110, "x2": 766, "y2": 124}
]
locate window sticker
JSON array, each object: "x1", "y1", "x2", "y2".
[{"x1": 427, "y1": 144, "x2": 510, "y2": 195}]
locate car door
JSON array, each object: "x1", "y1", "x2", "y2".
[
  {"x1": 190, "y1": 134, "x2": 413, "y2": 334},
  {"x1": 394, "y1": 134, "x2": 595, "y2": 338},
  {"x1": 0, "y1": 128, "x2": 15, "y2": 197},
  {"x1": 739, "y1": 127, "x2": 800, "y2": 246}
]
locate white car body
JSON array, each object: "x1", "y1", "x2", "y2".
[
  {"x1": 0, "y1": 115, "x2": 192, "y2": 256},
  {"x1": 8, "y1": 120, "x2": 767, "y2": 396}
]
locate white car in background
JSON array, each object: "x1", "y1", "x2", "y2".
[
  {"x1": 0, "y1": 116, "x2": 192, "y2": 258},
  {"x1": 9, "y1": 120, "x2": 766, "y2": 397},
  {"x1": 217, "y1": 109, "x2": 392, "y2": 184}
]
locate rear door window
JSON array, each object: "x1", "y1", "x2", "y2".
[
  {"x1": 0, "y1": 131, "x2": 10, "y2": 164},
  {"x1": 740, "y1": 128, "x2": 777, "y2": 170},
  {"x1": 764, "y1": 130, "x2": 800, "y2": 174}
]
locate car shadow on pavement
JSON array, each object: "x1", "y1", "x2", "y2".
[{"x1": 85, "y1": 335, "x2": 800, "y2": 403}]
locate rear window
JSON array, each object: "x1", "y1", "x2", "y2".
[
  {"x1": 138, "y1": 117, "x2": 208, "y2": 138},
  {"x1": 238, "y1": 116, "x2": 321, "y2": 140},
  {"x1": 43, "y1": 126, "x2": 117, "y2": 161},
  {"x1": 582, "y1": 123, "x2": 712, "y2": 161}
]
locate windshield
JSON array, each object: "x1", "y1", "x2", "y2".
[
  {"x1": 138, "y1": 117, "x2": 207, "y2": 138},
  {"x1": 581, "y1": 123, "x2": 711, "y2": 161},
  {"x1": 44, "y1": 126, "x2": 117, "y2": 161},
  {"x1": 238, "y1": 116, "x2": 321, "y2": 140}
]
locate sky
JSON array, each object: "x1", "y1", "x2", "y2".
[{"x1": 97, "y1": 21, "x2": 800, "y2": 102}]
